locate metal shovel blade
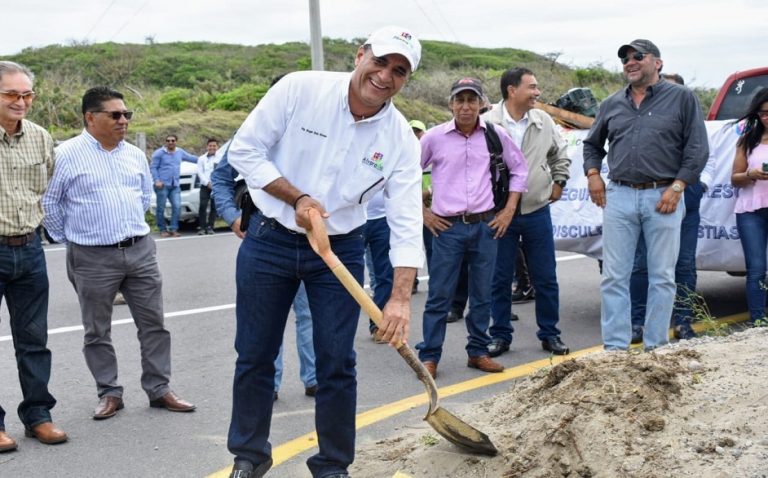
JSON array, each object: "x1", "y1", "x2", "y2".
[
  {"x1": 305, "y1": 209, "x2": 498, "y2": 456},
  {"x1": 427, "y1": 407, "x2": 498, "y2": 456}
]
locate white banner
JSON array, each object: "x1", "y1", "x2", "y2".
[{"x1": 551, "y1": 120, "x2": 746, "y2": 272}]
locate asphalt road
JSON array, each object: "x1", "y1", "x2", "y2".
[{"x1": 0, "y1": 230, "x2": 749, "y2": 477}]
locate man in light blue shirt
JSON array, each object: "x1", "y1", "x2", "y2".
[
  {"x1": 42, "y1": 86, "x2": 195, "y2": 421},
  {"x1": 150, "y1": 134, "x2": 197, "y2": 237}
]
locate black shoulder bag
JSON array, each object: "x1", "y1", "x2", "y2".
[{"x1": 484, "y1": 121, "x2": 509, "y2": 211}]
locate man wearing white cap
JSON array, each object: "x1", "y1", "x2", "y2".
[{"x1": 225, "y1": 26, "x2": 424, "y2": 478}]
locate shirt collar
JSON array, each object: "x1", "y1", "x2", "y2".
[
  {"x1": 623, "y1": 78, "x2": 665, "y2": 99},
  {"x1": 0, "y1": 120, "x2": 25, "y2": 141},
  {"x1": 81, "y1": 128, "x2": 125, "y2": 152},
  {"x1": 443, "y1": 118, "x2": 483, "y2": 135},
  {"x1": 502, "y1": 106, "x2": 529, "y2": 126}
]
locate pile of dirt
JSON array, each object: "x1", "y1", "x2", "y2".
[{"x1": 351, "y1": 327, "x2": 768, "y2": 477}]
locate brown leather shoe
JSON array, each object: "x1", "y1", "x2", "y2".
[
  {"x1": 93, "y1": 396, "x2": 124, "y2": 420},
  {"x1": 0, "y1": 431, "x2": 17, "y2": 452},
  {"x1": 422, "y1": 360, "x2": 438, "y2": 379},
  {"x1": 24, "y1": 422, "x2": 68, "y2": 444},
  {"x1": 149, "y1": 391, "x2": 196, "y2": 412},
  {"x1": 467, "y1": 355, "x2": 504, "y2": 373}
]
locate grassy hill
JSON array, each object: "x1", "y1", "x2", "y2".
[{"x1": 4, "y1": 38, "x2": 708, "y2": 153}]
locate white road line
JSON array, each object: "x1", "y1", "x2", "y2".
[{"x1": 2, "y1": 253, "x2": 588, "y2": 342}]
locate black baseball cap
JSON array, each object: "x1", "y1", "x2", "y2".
[
  {"x1": 450, "y1": 77, "x2": 484, "y2": 98},
  {"x1": 618, "y1": 39, "x2": 661, "y2": 59}
]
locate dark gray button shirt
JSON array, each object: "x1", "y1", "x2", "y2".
[{"x1": 582, "y1": 80, "x2": 709, "y2": 185}]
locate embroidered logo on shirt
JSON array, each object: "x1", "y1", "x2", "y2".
[
  {"x1": 300, "y1": 126, "x2": 327, "y2": 138},
  {"x1": 362, "y1": 152, "x2": 384, "y2": 171}
]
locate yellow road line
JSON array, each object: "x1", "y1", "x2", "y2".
[{"x1": 207, "y1": 312, "x2": 749, "y2": 477}]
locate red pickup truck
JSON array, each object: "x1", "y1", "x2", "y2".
[{"x1": 707, "y1": 67, "x2": 768, "y2": 120}]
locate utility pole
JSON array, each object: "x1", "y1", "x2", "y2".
[{"x1": 308, "y1": 0, "x2": 324, "y2": 71}]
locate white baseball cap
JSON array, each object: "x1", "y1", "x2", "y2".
[{"x1": 364, "y1": 25, "x2": 422, "y2": 72}]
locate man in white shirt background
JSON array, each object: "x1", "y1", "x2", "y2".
[{"x1": 196, "y1": 137, "x2": 219, "y2": 235}]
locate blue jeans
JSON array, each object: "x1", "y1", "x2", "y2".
[
  {"x1": 154, "y1": 185, "x2": 181, "y2": 232},
  {"x1": 602, "y1": 183, "x2": 683, "y2": 350},
  {"x1": 416, "y1": 219, "x2": 497, "y2": 362},
  {"x1": 736, "y1": 208, "x2": 768, "y2": 323},
  {"x1": 0, "y1": 235, "x2": 57, "y2": 430},
  {"x1": 490, "y1": 205, "x2": 561, "y2": 343},
  {"x1": 274, "y1": 283, "x2": 316, "y2": 391},
  {"x1": 631, "y1": 182, "x2": 703, "y2": 328},
  {"x1": 363, "y1": 217, "x2": 393, "y2": 332},
  {"x1": 228, "y1": 213, "x2": 364, "y2": 477}
]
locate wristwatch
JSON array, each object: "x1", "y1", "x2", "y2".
[
  {"x1": 554, "y1": 180, "x2": 567, "y2": 188},
  {"x1": 671, "y1": 182, "x2": 684, "y2": 193}
]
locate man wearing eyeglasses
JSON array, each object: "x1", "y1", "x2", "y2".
[
  {"x1": 0, "y1": 61, "x2": 68, "y2": 452},
  {"x1": 150, "y1": 134, "x2": 198, "y2": 237},
  {"x1": 582, "y1": 39, "x2": 708, "y2": 351},
  {"x1": 42, "y1": 86, "x2": 195, "y2": 422}
]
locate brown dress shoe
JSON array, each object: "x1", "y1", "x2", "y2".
[
  {"x1": 467, "y1": 355, "x2": 504, "y2": 373},
  {"x1": 24, "y1": 422, "x2": 68, "y2": 444},
  {"x1": 422, "y1": 360, "x2": 438, "y2": 379},
  {"x1": 149, "y1": 391, "x2": 196, "y2": 412},
  {"x1": 0, "y1": 431, "x2": 18, "y2": 452},
  {"x1": 93, "y1": 396, "x2": 124, "y2": 420}
]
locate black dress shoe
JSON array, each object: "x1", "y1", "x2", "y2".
[
  {"x1": 446, "y1": 309, "x2": 463, "y2": 323},
  {"x1": 631, "y1": 325, "x2": 644, "y2": 344},
  {"x1": 488, "y1": 339, "x2": 510, "y2": 358},
  {"x1": 541, "y1": 336, "x2": 570, "y2": 355},
  {"x1": 673, "y1": 323, "x2": 697, "y2": 340},
  {"x1": 510, "y1": 313, "x2": 519, "y2": 321},
  {"x1": 229, "y1": 458, "x2": 273, "y2": 478}
]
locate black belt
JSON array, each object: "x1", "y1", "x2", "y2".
[
  {"x1": 0, "y1": 232, "x2": 36, "y2": 247},
  {"x1": 613, "y1": 179, "x2": 674, "y2": 190},
  {"x1": 438, "y1": 210, "x2": 495, "y2": 224},
  {"x1": 96, "y1": 235, "x2": 146, "y2": 249}
]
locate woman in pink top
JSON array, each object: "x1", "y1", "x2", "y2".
[{"x1": 731, "y1": 88, "x2": 768, "y2": 324}]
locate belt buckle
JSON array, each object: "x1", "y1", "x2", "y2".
[
  {"x1": 117, "y1": 238, "x2": 131, "y2": 249},
  {"x1": 461, "y1": 213, "x2": 471, "y2": 224}
]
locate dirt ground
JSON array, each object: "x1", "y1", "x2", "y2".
[{"x1": 350, "y1": 327, "x2": 768, "y2": 478}]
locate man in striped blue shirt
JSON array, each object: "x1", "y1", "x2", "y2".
[{"x1": 42, "y1": 86, "x2": 195, "y2": 421}]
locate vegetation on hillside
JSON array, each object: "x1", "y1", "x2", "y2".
[{"x1": 4, "y1": 38, "x2": 715, "y2": 153}]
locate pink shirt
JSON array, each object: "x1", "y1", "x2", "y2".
[
  {"x1": 421, "y1": 120, "x2": 528, "y2": 216},
  {"x1": 735, "y1": 144, "x2": 768, "y2": 214}
]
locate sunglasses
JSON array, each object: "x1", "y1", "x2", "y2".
[
  {"x1": 165, "y1": 139, "x2": 176, "y2": 143},
  {"x1": 620, "y1": 51, "x2": 646, "y2": 65},
  {"x1": 0, "y1": 90, "x2": 36, "y2": 103},
  {"x1": 93, "y1": 110, "x2": 133, "y2": 120}
]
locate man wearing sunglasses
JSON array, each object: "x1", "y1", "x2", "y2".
[
  {"x1": 150, "y1": 134, "x2": 198, "y2": 237},
  {"x1": 42, "y1": 86, "x2": 195, "y2": 422},
  {"x1": 583, "y1": 39, "x2": 709, "y2": 351},
  {"x1": 0, "y1": 61, "x2": 68, "y2": 451}
]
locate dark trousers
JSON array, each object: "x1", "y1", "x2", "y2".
[
  {"x1": 364, "y1": 217, "x2": 393, "y2": 332},
  {"x1": 198, "y1": 186, "x2": 217, "y2": 230},
  {"x1": 228, "y1": 213, "x2": 364, "y2": 477},
  {"x1": 490, "y1": 205, "x2": 561, "y2": 342},
  {"x1": 0, "y1": 235, "x2": 56, "y2": 430}
]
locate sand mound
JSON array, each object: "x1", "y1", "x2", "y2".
[{"x1": 351, "y1": 327, "x2": 768, "y2": 477}]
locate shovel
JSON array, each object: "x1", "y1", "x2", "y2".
[{"x1": 305, "y1": 208, "x2": 498, "y2": 456}]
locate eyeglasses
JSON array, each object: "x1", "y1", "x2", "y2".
[
  {"x1": 758, "y1": 111, "x2": 768, "y2": 119},
  {"x1": 620, "y1": 51, "x2": 646, "y2": 65},
  {"x1": 93, "y1": 110, "x2": 133, "y2": 120},
  {"x1": 0, "y1": 90, "x2": 36, "y2": 103},
  {"x1": 165, "y1": 139, "x2": 176, "y2": 143}
]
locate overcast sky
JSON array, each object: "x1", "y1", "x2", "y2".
[{"x1": 3, "y1": 0, "x2": 766, "y2": 88}]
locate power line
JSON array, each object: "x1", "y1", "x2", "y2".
[
  {"x1": 429, "y1": 0, "x2": 461, "y2": 43},
  {"x1": 410, "y1": 0, "x2": 448, "y2": 40},
  {"x1": 110, "y1": 0, "x2": 151, "y2": 41},
  {"x1": 85, "y1": 0, "x2": 120, "y2": 40}
]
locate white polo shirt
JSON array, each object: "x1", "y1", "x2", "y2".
[{"x1": 228, "y1": 70, "x2": 424, "y2": 268}]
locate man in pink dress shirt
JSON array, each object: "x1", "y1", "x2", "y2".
[{"x1": 416, "y1": 77, "x2": 528, "y2": 379}]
